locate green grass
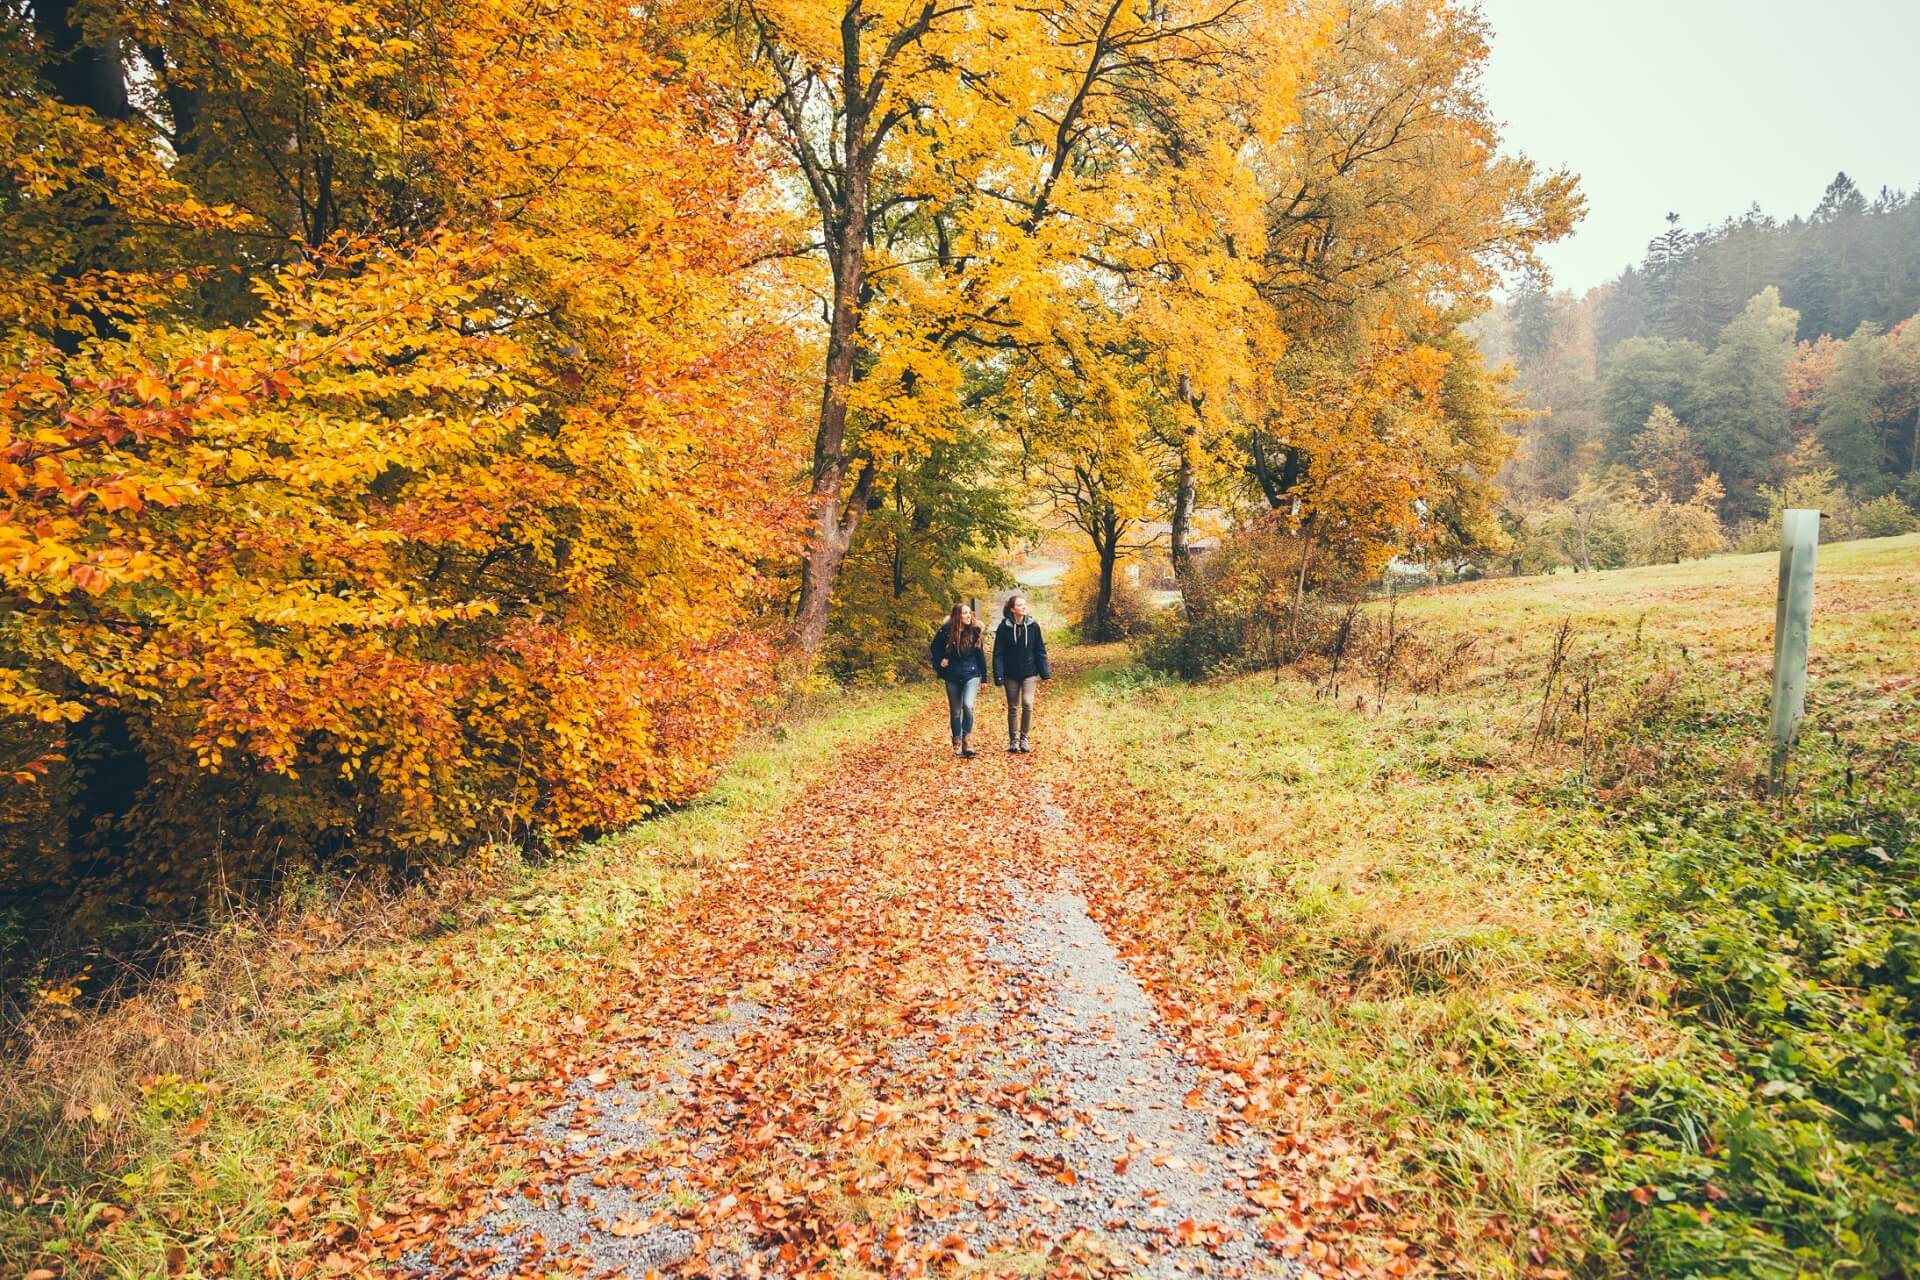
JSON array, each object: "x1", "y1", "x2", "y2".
[
  {"x1": 1389, "y1": 533, "x2": 1920, "y2": 688},
  {"x1": 1066, "y1": 539, "x2": 1920, "y2": 1276},
  {"x1": 0, "y1": 685, "x2": 922, "y2": 1279},
  {"x1": 1067, "y1": 669, "x2": 1656, "y2": 1271}
]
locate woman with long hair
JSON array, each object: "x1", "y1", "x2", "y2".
[{"x1": 929, "y1": 603, "x2": 987, "y2": 758}]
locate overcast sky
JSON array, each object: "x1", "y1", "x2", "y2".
[{"x1": 1475, "y1": 0, "x2": 1920, "y2": 296}]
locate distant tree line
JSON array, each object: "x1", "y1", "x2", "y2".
[{"x1": 1478, "y1": 174, "x2": 1920, "y2": 573}]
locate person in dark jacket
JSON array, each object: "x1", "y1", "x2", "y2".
[
  {"x1": 930, "y1": 603, "x2": 987, "y2": 757},
  {"x1": 992, "y1": 592, "x2": 1051, "y2": 753}
]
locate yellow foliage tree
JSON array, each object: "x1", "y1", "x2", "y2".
[
  {"x1": 2, "y1": 0, "x2": 802, "y2": 905},
  {"x1": 736, "y1": 0, "x2": 1309, "y2": 652},
  {"x1": 1243, "y1": 0, "x2": 1580, "y2": 580}
]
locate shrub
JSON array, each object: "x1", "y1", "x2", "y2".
[
  {"x1": 1848, "y1": 494, "x2": 1917, "y2": 538},
  {"x1": 1730, "y1": 520, "x2": 1779, "y2": 555},
  {"x1": 1062, "y1": 552, "x2": 1153, "y2": 641},
  {"x1": 1627, "y1": 474, "x2": 1728, "y2": 565},
  {"x1": 1136, "y1": 524, "x2": 1400, "y2": 682}
]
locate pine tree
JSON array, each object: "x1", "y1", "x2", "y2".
[
  {"x1": 1642, "y1": 212, "x2": 1695, "y2": 338},
  {"x1": 1510, "y1": 272, "x2": 1556, "y2": 367}
]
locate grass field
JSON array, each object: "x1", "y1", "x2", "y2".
[
  {"x1": 1061, "y1": 535, "x2": 1920, "y2": 1276},
  {"x1": 1391, "y1": 533, "x2": 1920, "y2": 689}
]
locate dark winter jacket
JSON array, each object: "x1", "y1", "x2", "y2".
[
  {"x1": 930, "y1": 625, "x2": 988, "y2": 683},
  {"x1": 992, "y1": 618, "x2": 1051, "y2": 683}
]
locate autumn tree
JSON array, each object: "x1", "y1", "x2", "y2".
[
  {"x1": 735, "y1": 0, "x2": 1290, "y2": 654},
  {"x1": 1631, "y1": 473, "x2": 1726, "y2": 565},
  {"x1": 1630, "y1": 405, "x2": 1710, "y2": 502},
  {"x1": 2, "y1": 0, "x2": 801, "y2": 912},
  {"x1": 1504, "y1": 288, "x2": 1601, "y2": 500},
  {"x1": 1000, "y1": 314, "x2": 1166, "y2": 641},
  {"x1": 1244, "y1": 0, "x2": 1579, "y2": 579},
  {"x1": 822, "y1": 422, "x2": 1027, "y2": 676},
  {"x1": 1625, "y1": 406, "x2": 1723, "y2": 564}
]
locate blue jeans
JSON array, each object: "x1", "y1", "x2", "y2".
[{"x1": 944, "y1": 676, "x2": 980, "y2": 739}]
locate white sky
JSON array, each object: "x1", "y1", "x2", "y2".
[{"x1": 1474, "y1": 0, "x2": 1920, "y2": 295}]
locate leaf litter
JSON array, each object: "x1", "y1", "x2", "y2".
[{"x1": 305, "y1": 693, "x2": 1409, "y2": 1278}]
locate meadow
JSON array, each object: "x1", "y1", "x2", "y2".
[{"x1": 1059, "y1": 535, "x2": 1920, "y2": 1275}]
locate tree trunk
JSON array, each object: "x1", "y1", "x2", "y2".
[
  {"x1": 1090, "y1": 498, "x2": 1121, "y2": 640},
  {"x1": 1251, "y1": 438, "x2": 1308, "y2": 515},
  {"x1": 1249, "y1": 432, "x2": 1285, "y2": 508},
  {"x1": 1169, "y1": 373, "x2": 1203, "y2": 615},
  {"x1": 67, "y1": 708, "x2": 148, "y2": 877},
  {"x1": 36, "y1": 0, "x2": 130, "y2": 120},
  {"x1": 37, "y1": 1, "x2": 149, "y2": 870},
  {"x1": 1169, "y1": 451, "x2": 1196, "y2": 577},
  {"x1": 792, "y1": 469, "x2": 867, "y2": 654},
  {"x1": 789, "y1": 154, "x2": 869, "y2": 655},
  {"x1": 1095, "y1": 545, "x2": 1117, "y2": 640},
  {"x1": 1287, "y1": 533, "x2": 1314, "y2": 660}
]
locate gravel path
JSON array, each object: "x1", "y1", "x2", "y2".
[
  {"x1": 411, "y1": 999, "x2": 773, "y2": 1275},
  {"x1": 395, "y1": 707, "x2": 1309, "y2": 1278},
  {"x1": 934, "y1": 881, "x2": 1303, "y2": 1278}
]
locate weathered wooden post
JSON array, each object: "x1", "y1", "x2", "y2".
[{"x1": 1768, "y1": 509, "x2": 1820, "y2": 795}]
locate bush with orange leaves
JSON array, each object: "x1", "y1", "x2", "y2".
[{"x1": 0, "y1": 0, "x2": 804, "y2": 929}]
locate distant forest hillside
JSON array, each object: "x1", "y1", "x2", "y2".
[{"x1": 1474, "y1": 174, "x2": 1920, "y2": 573}]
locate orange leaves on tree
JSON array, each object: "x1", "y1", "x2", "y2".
[{"x1": 1, "y1": 0, "x2": 805, "y2": 886}]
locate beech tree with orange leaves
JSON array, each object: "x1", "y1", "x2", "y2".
[
  {"x1": 2, "y1": 0, "x2": 801, "y2": 911},
  {"x1": 1240, "y1": 0, "x2": 1581, "y2": 583},
  {"x1": 2, "y1": 0, "x2": 1577, "y2": 922}
]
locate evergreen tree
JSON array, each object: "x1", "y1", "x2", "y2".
[
  {"x1": 1510, "y1": 272, "x2": 1556, "y2": 366},
  {"x1": 1573, "y1": 177, "x2": 1920, "y2": 360},
  {"x1": 1693, "y1": 288, "x2": 1799, "y2": 514},
  {"x1": 1592, "y1": 268, "x2": 1649, "y2": 351},
  {"x1": 1598, "y1": 337, "x2": 1705, "y2": 462},
  {"x1": 1795, "y1": 173, "x2": 1871, "y2": 341},
  {"x1": 1642, "y1": 212, "x2": 1695, "y2": 337},
  {"x1": 1817, "y1": 323, "x2": 1895, "y2": 498}
]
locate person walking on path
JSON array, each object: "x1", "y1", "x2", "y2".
[
  {"x1": 992, "y1": 593, "x2": 1051, "y2": 753},
  {"x1": 930, "y1": 603, "x2": 987, "y2": 758}
]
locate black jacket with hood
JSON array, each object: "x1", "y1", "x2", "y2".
[{"x1": 992, "y1": 617, "x2": 1050, "y2": 683}]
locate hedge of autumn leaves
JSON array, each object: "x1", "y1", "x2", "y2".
[{"x1": 0, "y1": 0, "x2": 804, "y2": 912}]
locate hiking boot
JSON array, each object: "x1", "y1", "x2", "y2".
[
  {"x1": 961, "y1": 735, "x2": 977, "y2": 758},
  {"x1": 1018, "y1": 737, "x2": 1031, "y2": 753}
]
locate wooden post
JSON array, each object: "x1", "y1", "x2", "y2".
[{"x1": 1768, "y1": 509, "x2": 1820, "y2": 795}]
